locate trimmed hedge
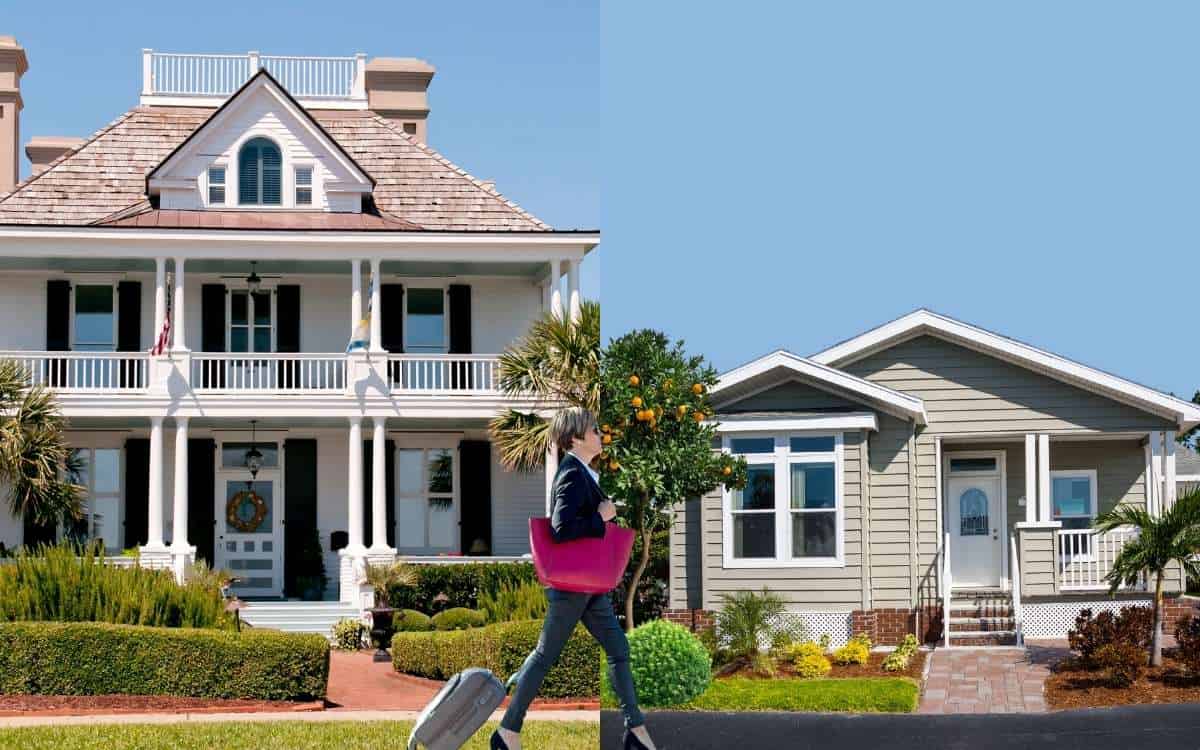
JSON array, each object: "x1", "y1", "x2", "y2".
[
  {"x1": 386, "y1": 562, "x2": 538, "y2": 611},
  {"x1": 0, "y1": 621, "x2": 329, "y2": 701},
  {"x1": 396, "y1": 609, "x2": 434, "y2": 632},
  {"x1": 431, "y1": 607, "x2": 486, "y2": 631},
  {"x1": 392, "y1": 619, "x2": 599, "y2": 698}
]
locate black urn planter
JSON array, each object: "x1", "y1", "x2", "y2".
[{"x1": 369, "y1": 606, "x2": 395, "y2": 662}]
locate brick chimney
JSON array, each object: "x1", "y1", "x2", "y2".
[
  {"x1": 0, "y1": 36, "x2": 28, "y2": 194},
  {"x1": 25, "y1": 136, "x2": 84, "y2": 176},
  {"x1": 364, "y1": 58, "x2": 434, "y2": 144}
]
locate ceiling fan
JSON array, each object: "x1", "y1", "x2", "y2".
[{"x1": 219, "y1": 261, "x2": 282, "y2": 293}]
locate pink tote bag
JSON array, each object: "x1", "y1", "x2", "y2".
[{"x1": 528, "y1": 518, "x2": 635, "y2": 594}]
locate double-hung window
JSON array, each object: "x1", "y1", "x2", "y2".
[
  {"x1": 208, "y1": 167, "x2": 226, "y2": 205},
  {"x1": 68, "y1": 446, "x2": 122, "y2": 552},
  {"x1": 405, "y1": 288, "x2": 447, "y2": 354},
  {"x1": 294, "y1": 166, "x2": 313, "y2": 206},
  {"x1": 724, "y1": 433, "x2": 843, "y2": 568},
  {"x1": 1052, "y1": 469, "x2": 1097, "y2": 557}
]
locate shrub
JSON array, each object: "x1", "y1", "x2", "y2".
[
  {"x1": 897, "y1": 633, "x2": 919, "y2": 656},
  {"x1": 715, "y1": 588, "x2": 785, "y2": 660},
  {"x1": 1174, "y1": 615, "x2": 1200, "y2": 674},
  {"x1": 392, "y1": 619, "x2": 599, "y2": 698},
  {"x1": 697, "y1": 626, "x2": 732, "y2": 668},
  {"x1": 0, "y1": 621, "x2": 328, "y2": 700},
  {"x1": 384, "y1": 562, "x2": 538, "y2": 612},
  {"x1": 431, "y1": 607, "x2": 486, "y2": 631},
  {"x1": 850, "y1": 632, "x2": 873, "y2": 650},
  {"x1": 832, "y1": 641, "x2": 869, "y2": 666},
  {"x1": 331, "y1": 618, "x2": 366, "y2": 651},
  {"x1": 1096, "y1": 642, "x2": 1145, "y2": 688},
  {"x1": 0, "y1": 543, "x2": 228, "y2": 628},
  {"x1": 395, "y1": 609, "x2": 434, "y2": 632},
  {"x1": 602, "y1": 620, "x2": 710, "y2": 708},
  {"x1": 881, "y1": 650, "x2": 908, "y2": 672},
  {"x1": 1068, "y1": 607, "x2": 1154, "y2": 667},
  {"x1": 785, "y1": 642, "x2": 832, "y2": 679},
  {"x1": 818, "y1": 633, "x2": 831, "y2": 652},
  {"x1": 478, "y1": 581, "x2": 548, "y2": 623}
]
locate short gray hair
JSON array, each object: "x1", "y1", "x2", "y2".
[{"x1": 550, "y1": 407, "x2": 596, "y2": 455}]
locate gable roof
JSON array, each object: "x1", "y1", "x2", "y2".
[
  {"x1": 713, "y1": 349, "x2": 928, "y2": 425},
  {"x1": 0, "y1": 105, "x2": 551, "y2": 231},
  {"x1": 147, "y1": 69, "x2": 374, "y2": 193},
  {"x1": 811, "y1": 309, "x2": 1200, "y2": 430}
]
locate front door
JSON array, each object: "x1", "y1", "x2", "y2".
[
  {"x1": 946, "y1": 456, "x2": 1003, "y2": 588},
  {"x1": 215, "y1": 472, "x2": 283, "y2": 598}
]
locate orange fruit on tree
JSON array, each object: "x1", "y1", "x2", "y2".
[
  {"x1": 608, "y1": 460, "x2": 620, "y2": 471},
  {"x1": 693, "y1": 411, "x2": 705, "y2": 422},
  {"x1": 692, "y1": 383, "x2": 704, "y2": 394},
  {"x1": 629, "y1": 375, "x2": 640, "y2": 386},
  {"x1": 676, "y1": 404, "x2": 688, "y2": 418},
  {"x1": 602, "y1": 434, "x2": 612, "y2": 445},
  {"x1": 631, "y1": 396, "x2": 643, "y2": 408},
  {"x1": 601, "y1": 424, "x2": 611, "y2": 433},
  {"x1": 722, "y1": 465, "x2": 732, "y2": 476}
]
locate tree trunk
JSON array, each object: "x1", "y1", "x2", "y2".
[
  {"x1": 623, "y1": 496, "x2": 652, "y2": 633},
  {"x1": 1152, "y1": 570, "x2": 1165, "y2": 667}
]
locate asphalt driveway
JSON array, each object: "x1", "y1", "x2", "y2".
[{"x1": 601, "y1": 704, "x2": 1200, "y2": 750}]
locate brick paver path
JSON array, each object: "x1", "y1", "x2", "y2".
[{"x1": 918, "y1": 646, "x2": 1064, "y2": 714}]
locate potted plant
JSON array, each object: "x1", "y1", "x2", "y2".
[{"x1": 364, "y1": 560, "x2": 418, "y2": 661}]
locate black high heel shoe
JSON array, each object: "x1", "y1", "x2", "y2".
[
  {"x1": 623, "y1": 728, "x2": 653, "y2": 750},
  {"x1": 490, "y1": 730, "x2": 510, "y2": 750}
]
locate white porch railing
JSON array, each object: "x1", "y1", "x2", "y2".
[
  {"x1": 0, "y1": 351, "x2": 150, "y2": 392},
  {"x1": 401, "y1": 555, "x2": 531, "y2": 565},
  {"x1": 942, "y1": 531, "x2": 952, "y2": 648},
  {"x1": 191, "y1": 353, "x2": 347, "y2": 392},
  {"x1": 143, "y1": 50, "x2": 367, "y2": 102},
  {"x1": 388, "y1": 355, "x2": 501, "y2": 394},
  {"x1": 1010, "y1": 534, "x2": 1023, "y2": 645},
  {"x1": 1058, "y1": 527, "x2": 1143, "y2": 591}
]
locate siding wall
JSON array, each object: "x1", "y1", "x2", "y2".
[{"x1": 720, "y1": 379, "x2": 863, "y2": 413}]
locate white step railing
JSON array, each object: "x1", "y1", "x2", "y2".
[
  {"x1": 387, "y1": 355, "x2": 501, "y2": 394},
  {"x1": 1010, "y1": 535, "x2": 1023, "y2": 646},
  {"x1": 191, "y1": 353, "x2": 347, "y2": 392},
  {"x1": 0, "y1": 351, "x2": 150, "y2": 392},
  {"x1": 143, "y1": 50, "x2": 367, "y2": 103},
  {"x1": 1058, "y1": 526, "x2": 1143, "y2": 591},
  {"x1": 942, "y1": 531, "x2": 952, "y2": 648}
]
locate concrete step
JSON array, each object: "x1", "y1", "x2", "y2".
[
  {"x1": 240, "y1": 602, "x2": 361, "y2": 636},
  {"x1": 949, "y1": 605, "x2": 1014, "y2": 619},
  {"x1": 948, "y1": 631, "x2": 1019, "y2": 647},
  {"x1": 949, "y1": 617, "x2": 1016, "y2": 633}
]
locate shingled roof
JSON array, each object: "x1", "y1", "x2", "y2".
[{"x1": 0, "y1": 106, "x2": 550, "y2": 231}]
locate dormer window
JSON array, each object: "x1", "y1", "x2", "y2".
[
  {"x1": 295, "y1": 167, "x2": 313, "y2": 206},
  {"x1": 207, "y1": 167, "x2": 226, "y2": 205},
  {"x1": 238, "y1": 137, "x2": 282, "y2": 206}
]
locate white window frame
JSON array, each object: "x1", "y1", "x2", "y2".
[
  {"x1": 206, "y1": 165, "x2": 227, "y2": 206},
  {"x1": 721, "y1": 431, "x2": 844, "y2": 569},
  {"x1": 1051, "y1": 468, "x2": 1098, "y2": 527},
  {"x1": 63, "y1": 440, "x2": 125, "y2": 552},
  {"x1": 226, "y1": 287, "x2": 277, "y2": 354},
  {"x1": 293, "y1": 163, "x2": 314, "y2": 206},
  {"x1": 233, "y1": 133, "x2": 286, "y2": 208},
  {"x1": 69, "y1": 281, "x2": 119, "y2": 352},
  {"x1": 392, "y1": 437, "x2": 461, "y2": 554},
  {"x1": 402, "y1": 282, "x2": 450, "y2": 355}
]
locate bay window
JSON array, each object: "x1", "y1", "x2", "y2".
[{"x1": 724, "y1": 432, "x2": 844, "y2": 568}]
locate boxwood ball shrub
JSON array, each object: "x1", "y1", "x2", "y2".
[
  {"x1": 0, "y1": 621, "x2": 329, "y2": 701},
  {"x1": 431, "y1": 607, "x2": 487, "y2": 631},
  {"x1": 395, "y1": 609, "x2": 434, "y2": 632},
  {"x1": 602, "y1": 620, "x2": 710, "y2": 708}
]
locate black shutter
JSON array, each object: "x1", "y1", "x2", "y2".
[
  {"x1": 201, "y1": 284, "x2": 226, "y2": 388},
  {"x1": 386, "y1": 440, "x2": 396, "y2": 547},
  {"x1": 276, "y1": 285, "x2": 301, "y2": 388},
  {"x1": 458, "y1": 440, "x2": 492, "y2": 555},
  {"x1": 362, "y1": 439, "x2": 397, "y2": 548},
  {"x1": 448, "y1": 284, "x2": 471, "y2": 389},
  {"x1": 46, "y1": 280, "x2": 70, "y2": 387},
  {"x1": 117, "y1": 281, "x2": 143, "y2": 387},
  {"x1": 381, "y1": 284, "x2": 404, "y2": 388},
  {"x1": 284, "y1": 439, "x2": 319, "y2": 598},
  {"x1": 187, "y1": 439, "x2": 216, "y2": 567},
  {"x1": 123, "y1": 439, "x2": 150, "y2": 548},
  {"x1": 22, "y1": 514, "x2": 57, "y2": 550}
]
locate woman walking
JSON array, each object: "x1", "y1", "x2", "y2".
[{"x1": 492, "y1": 407, "x2": 657, "y2": 750}]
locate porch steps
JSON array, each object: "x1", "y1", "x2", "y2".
[
  {"x1": 946, "y1": 589, "x2": 1019, "y2": 646},
  {"x1": 240, "y1": 601, "x2": 361, "y2": 637}
]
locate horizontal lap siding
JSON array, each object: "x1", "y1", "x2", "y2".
[
  {"x1": 868, "y1": 416, "x2": 914, "y2": 608},
  {"x1": 669, "y1": 498, "x2": 703, "y2": 610},
  {"x1": 698, "y1": 432, "x2": 865, "y2": 612},
  {"x1": 719, "y1": 379, "x2": 864, "y2": 412}
]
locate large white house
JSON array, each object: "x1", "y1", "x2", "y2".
[{"x1": 0, "y1": 39, "x2": 595, "y2": 627}]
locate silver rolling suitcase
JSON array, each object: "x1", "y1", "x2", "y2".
[{"x1": 406, "y1": 667, "x2": 511, "y2": 750}]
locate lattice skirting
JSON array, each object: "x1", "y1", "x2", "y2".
[
  {"x1": 762, "y1": 611, "x2": 853, "y2": 649},
  {"x1": 1023, "y1": 598, "x2": 1152, "y2": 639}
]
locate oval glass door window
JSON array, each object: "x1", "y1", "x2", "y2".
[{"x1": 959, "y1": 488, "x2": 989, "y2": 536}]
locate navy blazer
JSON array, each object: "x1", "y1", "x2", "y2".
[{"x1": 549, "y1": 452, "x2": 608, "y2": 543}]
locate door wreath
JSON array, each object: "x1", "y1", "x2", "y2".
[{"x1": 227, "y1": 489, "x2": 268, "y2": 533}]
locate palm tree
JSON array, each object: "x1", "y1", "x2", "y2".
[
  {"x1": 489, "y1": 301, "x2": 600, "y2": 472},
  {"x1": 1096, "y1": 488, "x2": 1200, "y2": 666},
  {"x1": 0, "y1": 359, "x2": 82, "y2": 535}
]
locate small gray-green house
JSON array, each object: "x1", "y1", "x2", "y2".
[{"x1": 665, "y1": 310, "x2": 1200, "y2": 646}]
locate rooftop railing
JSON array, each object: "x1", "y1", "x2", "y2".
[{"x1": 141, "y1": 49, "x2": 367, "y2": 105}]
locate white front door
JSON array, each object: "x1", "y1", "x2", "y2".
[
  {"x1": 215, "y1": 475, "x2": 283, "y2": 597},
  {"x1": 947, "y1": 468, "x2": 1003, "y2": 588}
]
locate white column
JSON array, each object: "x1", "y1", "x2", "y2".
[
  {"x1": 545, "y1": 442, "x2": 559, "y2": 516},
  {"x1": 146, "y1": 416, "x2": 166, "y2": 549},
  {"x1": 350, "y1": 259, "x2": 363, "y2": 339},
  {"x1": 1024, "y1": 434, "x2": 1037, "y2": 524},
  {"x1": 1164, "y1": 430, "x2": 1177, "y2": 511},
  {"x1": 549, "y1": 259, "x2": 563, "y2": 320},
  {"x1": 370, "y1": 418, "x2": 389, "y2": 551},
  {"x1": 171, "y1": 417, "x2": 189, "y2": 551},
  {"x1": 153, "y1": 258, "x2": 166, "y2": 348},
  {"x1": 347, "y1": 417, "x2": 364, "y2": 550},
  {"x1": 542, "y1": 280, "x2": 552, "y2": 314},
  {"x1": 567, "y1": 258, "x2": 581, "y2": 323},
  {"x1": 171, "y1": 258, "x2": 187, "y2": 350},
  {"x1": 1145, "y1": 433, "x2": 1160, "y2": 516},
  {"x1": 1037, "y1": 434, "x2": 1051, "y2": 523},
  {"x1": 369, "y1": 258, "x2": 383, "y2": 352}
]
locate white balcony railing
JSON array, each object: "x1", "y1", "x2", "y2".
[
  {"x1": 1058, "y1": 526, "x2": 1143, "y2": 591},
  {"x1": 388, "y1": 355, "x2": 500, "y2": 394},
  {"x1": 0, "y1": 351, "x2": 150, "y2": 392},
  {"x1": 191, "y1": 353, "x2": 347, "y2": 393},
  {"x1": 143, "y1": 50, "x2": 367, "y2": 103}
]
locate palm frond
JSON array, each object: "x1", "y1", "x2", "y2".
[{"x1": 489, "y1": 410, "x2": 551, "y2": 473}]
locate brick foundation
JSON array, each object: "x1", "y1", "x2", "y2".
[
  {"x1": 662, "y1": 608, "x2": 715, "y2": 632},
  {"x1": 1163, "y1": 596, "x2": 1200, "y2": 628}
]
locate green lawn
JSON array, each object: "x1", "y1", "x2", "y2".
[
  {"x1": 673, "y1": 677, "x2": 920, "y2": 713},
  {"x1": 0, "y1": 720, "x2": 598, "y2": 750}
]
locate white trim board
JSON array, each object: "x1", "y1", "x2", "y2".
[
  {"x1": 809, "y1": 309, "x2": 1200, "y2": 431},
  {"x1": 714, "y1": 413, "x2": 878, "y2": 433}
]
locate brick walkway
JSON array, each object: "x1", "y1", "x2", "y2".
[{"x1": 918, "y1": 645, "x2": 1065, "y2": 714}]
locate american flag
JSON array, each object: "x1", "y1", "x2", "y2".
[{"x1": 151, "y1": 308, "x2": 171, "y2": 355}]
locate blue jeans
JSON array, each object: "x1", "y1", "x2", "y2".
[{"x1": 500, "y1": 587, "x2": 645, "y2": 732}]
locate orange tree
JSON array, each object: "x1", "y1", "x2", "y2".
[{"x1": 598, "y1": 329, "x2": 746, "y2": 630}]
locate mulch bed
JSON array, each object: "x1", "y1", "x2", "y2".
[
  {"x1": 0, "y1": 694, "x2": 325, "y2": 717},
  {"x1": 1046, "y1": 651, "x2": 1200, "y2": 710},
  {"x1": 717, "y1": 651, "x2": 926, "y2": 681}
]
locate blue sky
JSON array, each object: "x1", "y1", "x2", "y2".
[{"x1": 7, "y1": 2, "x2": 1199, "y2": 398}]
